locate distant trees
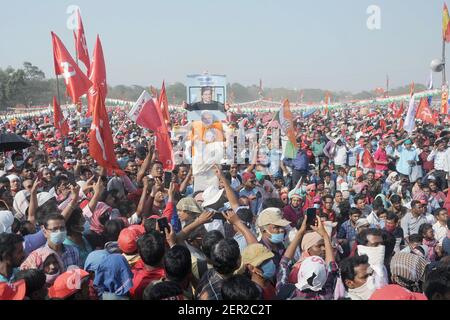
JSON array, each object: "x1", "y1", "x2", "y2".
[{"x1": 0, "y1": 61, "x2": 428, "y2": 110}]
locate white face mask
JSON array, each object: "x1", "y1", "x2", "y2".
[
  {"x1": 357, "y1": 245, "x2": 385, "y2": 266},
  {"x1": 348, "y1": 275, "x2": 376, "y2": 300}
]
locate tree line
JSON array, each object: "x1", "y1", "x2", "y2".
[{"x1": 0, "y1": 62, "x2": 427, "y2": 110}]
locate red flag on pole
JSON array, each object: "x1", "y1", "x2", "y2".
[
  {"x1": 88, "y1": 89, "x2": 123, "y2": 175},
  {"x1": 394, "y1": 102, "x2": 404, "y2": 119},
  {"x1": 129, "y1": 91, "x2": 175, "y2": 171},
  {"x1": 158, "y1": 81, "x2": 170, "y2": 124},
  {"x1": 73, "y1": 9, "x2": 90, "y2": 73},
  {"x1": 416, "y1": 98, "x2": 438, "y2": 125},
  {"x1": 51, "y1": 32, "x2": 91, "y2": 103},
  {"x1": 362, "y1": 149, "x2": 375, "y2": 169},
  {"x1": 87, "y1": 35, "x2": 107, "y2": 117},
  {"x1": 53, "y1": 96, "x2": 69, "y2": 137},
  {"x1": 441, "y1": 88, "x2": 449, "y2": 115}
]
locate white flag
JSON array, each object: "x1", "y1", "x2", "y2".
[
  {"x1": 403, "y1": 94, "x2": 417, "y2": 133},
  {"x1": 128, "y1": 91, "x2": 151, "y2": 122}
]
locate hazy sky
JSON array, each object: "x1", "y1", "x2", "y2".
[{"x1": 0, "y1": 0, "x2": 445, "y2": 92}]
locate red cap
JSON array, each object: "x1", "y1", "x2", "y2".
[
  {"x1": 0, "y1": 280, "x2": 26, "y2": 300},
  {"x1": 369, "y1": 285, "x2": 427, "y2": 300},
  {"x1": 375, "y1": 172, "x2": 383, "y2": 180},
  {"x1": 242, "y1": 172, "x2": 256, "y2": 183},
  {"x1": 118, "y1": 225, "x2": 145, "y2": 254},
  {"x1": 48, "y1": 269, "x2": 89, "y2": 299}
]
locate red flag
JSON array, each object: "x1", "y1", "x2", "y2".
[
  {"x1": 398, "y1": 118, "x2": 404, "y2": 130},
  {"x1": 53, "y1": 96, "x2": 69, "y2": 137},
  {"x1": 88, "y1": 89, "x2": 123, "y2": 175},
  {"x1": 51, "y1": 32, "x2": 91, "y2": 103},
  {"x1": 394, "y1": 102, "x2": 404, "y2": 119},
  {"x1": 362, "y1": 149, "x2": 375, "y2": 169},
  {"x1": 73, "y1": 9, "x2": 90, "y2": 72},
  {"x1": 158, "y1": 81, "x2": 170, "y2": 124},
  {"x1": 87, "y1": 36, "x2": 107, "y2": 117},
  {"x1": 416, "y1": 98, "x2": 438, "y2": 125},
  {"x1": 128, "y1": 92, "x2": 174, "y2": 170},
  {"x1": 379, "y1": 119, "x2": 386, "y2": 131},
  {"x1": 441, "y1": 88, "x2": 448, "y2": 115}
]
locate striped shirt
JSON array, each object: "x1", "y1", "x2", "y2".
[{"x1": 427, "y1": 150, "x2": 447, "y2": 171}]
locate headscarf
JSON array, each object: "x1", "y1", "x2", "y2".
[
  {"x1": 0, "y1": 210, "x2": 14, "y2": 233},
  {"x1": 301, "y1": 232, "x2": 323, "y2": 253},
  {"x1": 390, "y1": 252, "x2": 429, "y2": 292},
  {"x1": 374, "y1": 193, "x2": 391, "y2": 209},
  {"x1": 20, "y1": 246, "x2": 65, "y2": 271},
  {"x1": 13, "y1": 190, "x2": 30, "y2": 221},
  {"x1": 89, "y1": 202, "x2": 112, "y2": 234},
  {"x1": 84, "y1": 250, "x2": 110, "y2": 272},
  {"x1": 93, "y1": 254, "x2": 133, "y2": 297},
  {"x1": 296, "y1": 256, "x2": 328, "y2": 292}
]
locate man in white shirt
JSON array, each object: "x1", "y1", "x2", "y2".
[
  {"x1": 334, "y1": 138, "x2": 348, "y2": 167},
  {"x1": 432, "y1": 208, "x2": 448, "y2": 245},
  {"x1": 428, "y1": 139, "x2": 448, "y2": 191}
]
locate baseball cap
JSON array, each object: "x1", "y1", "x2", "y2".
[
  {"x1": 242, "y1": 244, "x2": 274, "y2": 267},
  {"x1": 48, "y1": 268, "x2": 90, "y2": 299},
  {"x1": 0, "y1": 280, "x2": 26, "y2": 300},
  {"x1": 176, "y1": 198, "x2": 203, "y2": 214},
  {"x1": 369, "y1": 284, "x2": 427, "y2": 300},
  {"x1": 257, "y1": 208, "x2": 290, "y2": 228},
  {"x1": 355, "y1": 218, "x2": 370, "y2": 229},
  {"x1": 118, "y1": 225, "x2": 145, "y2": 255}
]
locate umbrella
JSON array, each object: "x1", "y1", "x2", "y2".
[{"x1": 0, "y1": 133, "x2": 32, "y2": 152}]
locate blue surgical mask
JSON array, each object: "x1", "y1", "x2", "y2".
[
  {"x1": 49, "y1": 230, "x2": 67, "y2": 245},
  {"x1": 268, "y1": 231, "x2": 285, "y2": 244},
  {"x1": 260, "y1": 260, "x2": 276, "y2": 280}
]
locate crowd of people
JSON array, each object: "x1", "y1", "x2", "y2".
[{"x1": 0, "y1": 104, "x2": 449, "y2": 300}]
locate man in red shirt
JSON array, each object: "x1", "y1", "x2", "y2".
[
  {"x1": 130, "y1": 231, "x2": 166, "y2": 300},
  {"x1": 373, "y1": 139, "x2": 389, "y2": 175}
]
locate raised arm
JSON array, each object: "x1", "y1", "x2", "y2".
[
  {"x1": 28, "y1": 178, "x2": 41, "y2": 226},
  {"x1": 311, "y1": 216, "x2": 334, "y2": 264},
  {"x1": 283, "y1": 217, "x2": 307, "y2": 260},
  {"x1": 137, "y1": 141, "x2": 154, "y2": 183},
  {"x1": 222, "y1": 210, "x2": 258, "y2": 245},
  {"x1": 179, "y1": 167, "x2": 192, "y2": 194},
  {"x1": 88, "y1": 177, "x2": 105, "y2": 213},
  {"x1": 175, "y1": 210, "x2": 214, "y2": 244},
  {"x1": 214, "y1": 165, "x2": 239, "y2": 212},
  {"x1": 60, "y1": 184, "x2": 81, "y2": 221}
]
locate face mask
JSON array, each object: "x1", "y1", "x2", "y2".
[
  {"x1": 49, "y1": 230, "x2": 67, "y2": 245},
  {"x1": 268, "y1": 231, "x2": 285, "y2": 244},
  {"x1": 348, "y1": 275, "x2": 376, "y2": 300},
  {"x1": 255, "y1": 171, "x2": 264, "y2": 182},
  {"x1": 313, "y1": 203, "x2": 320, "y2": 209},
  {"x1": 81, "y1": 149, "x2": 87, "y2": 155},
  {"x1": 308, "y1": 191, "x2": 315, "y2": 197},
  {"x1": 357, "y1": 245, "x2": 385, "y2": 266},
  {"x1": 260, "y1": 260, "x2": 276, "y2": 280},
  {"x1": 45, "y1": 272, "x2": 60, "y2": 285}
]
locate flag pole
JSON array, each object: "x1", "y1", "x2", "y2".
[
  {"x1": 443, "y1": 37, "x2": 447, "y2": 86},
  {"x1": 56, "y1": 75, "x2": 62, "y2": 105}
]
